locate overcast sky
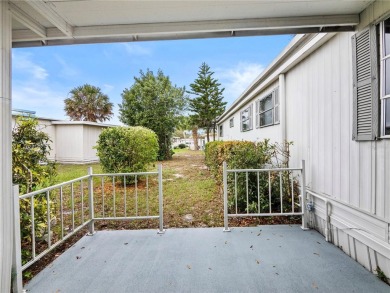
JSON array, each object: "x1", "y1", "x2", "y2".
[{"x1": 12, "y1": 35, "x2": 293, "y2": 125}]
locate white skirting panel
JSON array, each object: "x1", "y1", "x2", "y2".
[{"x1": 309, "y1": 195, "x2": 390, "y2": 276}]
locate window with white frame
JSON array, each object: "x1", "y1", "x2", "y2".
[
  {"x1": 229, "y1": 117, "x2": 234, "y2": 128},
  {"x1": 241, "y1": 105, "x2": 252, "y2": 132},
  {"x1": 219, "y1": 124, "x2": 223, "y2": 137},
  {"x1": 381, "y1": 18, "x2": 390, "y2": 136},
  {"x1": 255, "y1": 88, "x2": 280, "y2": 128}
]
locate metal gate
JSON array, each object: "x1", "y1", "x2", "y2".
[{"x1": 222, "y1": 160, "x2": 308, "y2": 231}]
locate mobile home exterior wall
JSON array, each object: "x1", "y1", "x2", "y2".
[
  {"x1": 218, "y1": 2, "x2": 390, "y2": 277},
  {"x1": 285, "y1": 31, "x2": 390, "y2": 274}
]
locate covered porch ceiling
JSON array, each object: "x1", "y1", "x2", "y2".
[{"x1": 10, "y1": 0, "x2": 374, "y2": 48}]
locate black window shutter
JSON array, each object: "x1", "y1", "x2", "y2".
[{"x1": 352, "y1": 25, "x2": 379, "y2": 141}]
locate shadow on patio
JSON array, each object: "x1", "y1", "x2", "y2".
[{"x1": 25, "y1": 225, "x2": 389, "y2": 293}]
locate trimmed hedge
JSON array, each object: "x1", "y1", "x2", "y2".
[
  {"x1": 205, "y1": 140, "x2": 273, "y2": 184},
  {"x1": 205, "y1": 140, "x2": 298, "y2": 214},
  {"x1": 96, "y1": 126, "x2": 159, "y2": 174}
]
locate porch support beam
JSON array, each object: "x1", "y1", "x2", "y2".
[
  {"x1": 25, "y1": 0, "x2": 73, "y2": 37},
  {"x1": 72, "y1": 14, "x2": 359, "y2": 38},
  {"x1": 9, "y1": 2, "x2": 46, "y2": 38},
  {"x1": 0, "y1": 1, "x2": 13, "y2": 292},
  {"x1": 11, "y1": 14, "x2": 358, "y2": 46}
]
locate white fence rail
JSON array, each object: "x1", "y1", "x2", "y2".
[
  {"x1": 223, "y1": 160, "x2": 308, "y2": 231},
  {"x1": 12, "y1": 165, "x2": 164, "y2": 292}
]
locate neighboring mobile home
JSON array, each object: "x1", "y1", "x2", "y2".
[
  {"x1": 12, "y1": 115, "x2": 114, "y2": 164},
  {"x1": 218, "y1": 3, "x2": 390, "y2": 277}
]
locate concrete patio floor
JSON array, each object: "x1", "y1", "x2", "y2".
[{"x1": 25, "y1": 225, "x2": 389, "y2": 293}]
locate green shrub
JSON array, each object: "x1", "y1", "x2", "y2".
[
  {"x1": 178, "y1": 143, "x2": 187, "y2": 149},
  {"x1": 12, "y1": 116, "x2": 57, "y2": 265},
  {"x1": 205, "y1": 140, "x2": 298, "y2": 214},
  {"x1": 96, "y1": 126, "x2": 159, "y2": 174},
  {"x1": 12, "y1": 116, "x2": 56, "y2": 194},
  {"x1": 205, "y1": 140, "x2": 273, "y2": 183}
]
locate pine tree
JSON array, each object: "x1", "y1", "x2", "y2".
[{"x1": 188, "y1": 63, "x2": 226, "y2": 142}]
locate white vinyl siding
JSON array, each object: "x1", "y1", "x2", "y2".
[
  {"x1": 241, "y1": 105, "x2": 252, "y2": 132},
  {"x1": 285, "y1": 32, "x2": 390, "y2": 221}
]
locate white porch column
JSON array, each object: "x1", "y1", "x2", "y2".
[{"x1": 0, "y1": 1, "x2": 13, "y2": 292}]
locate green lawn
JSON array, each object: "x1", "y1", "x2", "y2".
[
  {"x1": 54, "y1": 163, "x2": 102, "y2": 184},
  {"x1": 52, "y1": 150, "x2": 222, "y2": 228}
]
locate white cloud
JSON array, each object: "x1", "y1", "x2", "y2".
[
  {"x1": 103, "y1": 83, "x2": 114, "y2": 92},
  {"x1": 122, "y1": 43, "x2": 152, "y2": 56},
  {"x1": 12, "y1": 52, "x2": 48, "y2": 80},
  {"x1": 12, "y1": 81, "x2": 67, "y2": 119},
  {"x1": 54, "y1": 54, "x2": 80, "y2": 78},
  {"x1": 12, "y1": 52, "x2": 67, "y2": 119},
  {"x1": 217, "y1": 62, "x2": 264, "y2": 106}
]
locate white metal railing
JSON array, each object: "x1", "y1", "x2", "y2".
[
  {"x1": 223, "y1": 160, "x2": 308, "y2": 232},
  {"x1": 12, "y1": 165, "x2": 164, "y2": 292}
]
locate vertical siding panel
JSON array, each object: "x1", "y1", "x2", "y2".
[
  {"x1": 385, "y1": 140, "x2": 390, "y2": 221},
  {"x1": 323, "y1": 45, "x2": 333, "y2": 196},
  {"x1": 349, "y1": 132, "x2": 360, "y2": 206},
  {"x1": 331, "y1": 36, "x2": 341, "y2": 199},
  {"x1": 359, "y1": 143, "x2": 372, "y2": 212},
  {"x1": 348, "y1": 30, "x2": 360, "y2": 208},
  {"x1": 371, "y1": 142, "x2": 377, "y2": 215},
  {"x1": 318, "y1": 47, "x2": 326, "y2": 194},
  {"x1": 311, "y1": 56, "x2": 320, "y2": 190},
  {"x1": 376, "y1": 141, "x2": 385, "y2": 218},
  {"x1": 340, "y1": 33, "x2": 352, "y2": 203},
  {"x1": 307, "y1": 58, "x2": 313, "y2": 187}
]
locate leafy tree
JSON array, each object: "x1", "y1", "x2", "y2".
[
  {"x1": 65, "y1": 84, "x2": 113, "y2": 122},
  {"x1": 187, "y1": 62, "x2": 227, "y2": 142},
  {"x1": 12, "y1": 116, "x2": 56, "y2": 193},
  {"x1": 119, "y1": 69, "x2": 187, "y2": 160}
]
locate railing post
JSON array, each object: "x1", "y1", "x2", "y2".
[
  {"x1": 157, "y1": 164, "x2": 165, "y2": 234},
  {"x1": 12, "y1": 185, "x2": 23, "y2": 293},
  {"x1": 223, "y1": 161, "x2": 231, "y2": 232},
  {"x1": 87, "y1": 167, "x2": 95, "y2": 235},
  {"x1": 301, "y1": 160, "x2": 309, "y2": 230}
]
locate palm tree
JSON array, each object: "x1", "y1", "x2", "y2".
[
  {"x1": 176, "y1": 115, "x2": 200, "y2": 150},
  {"x1": 64, "y1": 84, "x2": 113, "y2": 122}
]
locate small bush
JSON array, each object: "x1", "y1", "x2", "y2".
[
  {"x1": 205, "y1": 140, "x2": 298, "y2": 213},
  {"x1": 205, "y1": 140, "x2": 273, "y2": 183},
  {"x1": 96, "y1": 126, "x2": 159, "y2": 173},
  {"x1": 178, "y1": 143, "x2": 187, "y2": 149}
]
